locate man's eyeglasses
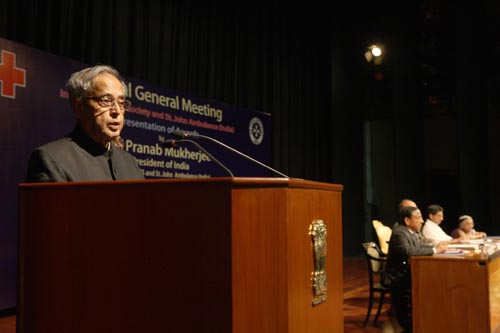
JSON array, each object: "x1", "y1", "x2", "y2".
[{"x1": 83, "y1": 95, "x2": 131, "y2": 111}]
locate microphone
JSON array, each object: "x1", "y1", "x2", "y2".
[
  {"x1": 171, "y1": 130, "x2": 288, "y2": 178},
  {"x1": 163, "y1": 139, "x2": 234, "y2": 177}
]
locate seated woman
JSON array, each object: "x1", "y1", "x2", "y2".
[{"x1": 451, "y1": 215, "x2": 487, "y2": 239}]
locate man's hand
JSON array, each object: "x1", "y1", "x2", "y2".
[{"x1": 435, "y1": 242, "x2": 448, "y2": 253}]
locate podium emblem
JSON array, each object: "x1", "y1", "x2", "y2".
[{"x1": 309, "y1": 219, "x2": 327, "y2": 306}]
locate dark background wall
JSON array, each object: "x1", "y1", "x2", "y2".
[{"x1": 1, "y1": 0, "x2": 499, "y2": 256}]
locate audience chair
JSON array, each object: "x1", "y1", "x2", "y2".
[
  {"x1": 362, "y1": 242, "x2": 390, "y2": 327},
  {"x1": 372, "y1": 220, "x2": 392, "y2": 256}
]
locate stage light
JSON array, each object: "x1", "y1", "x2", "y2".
[
  {"x1": 371, "y1": 46, "x2": 382, "y2": 57},
  {"x1": 364, "y1": 44, "x2": 384, "y2": 65}
]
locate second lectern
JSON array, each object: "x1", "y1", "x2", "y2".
[{"x1": 18, "y1": 177, "x2": 343, "y2": 333}]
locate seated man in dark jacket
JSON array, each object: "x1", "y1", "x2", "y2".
[{"x1": 384, "y1": 206, "x2": 447, "y2": 331}]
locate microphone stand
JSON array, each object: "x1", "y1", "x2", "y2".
[{"x1": 172, "y1": 131, "x2": 288, "y2": 178}]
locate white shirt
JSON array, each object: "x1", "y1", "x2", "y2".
[{"x1": 421, "y1": 219, "x2": 452, "y2": 246}]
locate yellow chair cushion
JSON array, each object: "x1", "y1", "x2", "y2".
[{"x1": 372, "y1": 220, "x2": 392, "y2": 255}]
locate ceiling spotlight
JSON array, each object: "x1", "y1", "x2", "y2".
[
  {"x1": 364, "y1": 44, "x2": 384, "y2": 65},
  {"x1": 371, "y1": 46, "x2": 382, "y2": 57}
]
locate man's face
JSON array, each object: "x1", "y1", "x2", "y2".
[
  {"x1": 405, "y1": 209, "x2": 424, "y2": 232},
  {"x1": 429, "y1": 211, "x2": 444, "y2": 225},
  {"x1": 74, "y1": 73, "x2": 125, "y2": 146}
]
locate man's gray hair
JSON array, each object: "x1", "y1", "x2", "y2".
[{"x1": 66, "y1": 65, "x2": 127, "y2": 104}]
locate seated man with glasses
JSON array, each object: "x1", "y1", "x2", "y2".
[
  {"x1": 383, "y1": 206, "x2": 448, "y2": 332},
  {"x1": 26, "y1": 65, "x2": 144, "y2": 182}
]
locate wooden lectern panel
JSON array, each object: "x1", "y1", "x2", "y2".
[
  {"x1": 489, "y1": 256, "x2": 500, "y2": 331},
  {"x1": 411, "y1": 254, "x2": 500, "y2": 333},
  {"x1": 231, "y1": 183, "x2": 343, "y2": 332},
  {"x1": 18, "y1": 178, "x2": 343, "y2": 333},
  {"x1": 18, "y1": 180, "x2": 234, "y2": 332}
]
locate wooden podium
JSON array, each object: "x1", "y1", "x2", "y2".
[{"x1": 18, "y1": 178, "x2": 343, "y2": 333}]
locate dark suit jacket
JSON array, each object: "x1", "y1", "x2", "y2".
[
  {"x1": 384, "y1": 224, "x2": 434, "y2": 288},
  {"x1": 26, "y1": 126, "x2": 144, "y2": 182}
]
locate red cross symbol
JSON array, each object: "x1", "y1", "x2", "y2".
[{"x1": 0, "y1": 51, "x2": 26, "y2": 99}]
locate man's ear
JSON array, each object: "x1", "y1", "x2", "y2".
[
  {"x1": 404, "y1": 217, "x2": 411, "y2": 226},
  {"x1": 73, "y1": 100, "x2": 84, "y2": 120}
]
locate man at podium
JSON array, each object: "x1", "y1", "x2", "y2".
[{"x1": 26, "y1": 65, "x2": 144, "y2": 182}]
